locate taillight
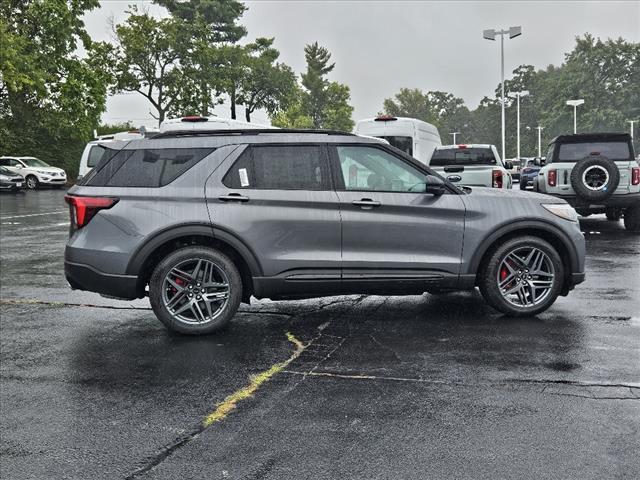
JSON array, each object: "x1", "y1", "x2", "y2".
[
  {"x1": 181, "y1": 115, "x2": 208, "y2": 122},
  {"x1": 547, "y1": 169, "x2": 557, "y2": 187},
  {"x1": 492, "y1": 169, "x2": 503, "y2": 188},
  {"x1": 64, "y1": 195, "x2": 118, "y2": 229},
  {"x1": 632, "y1": 167, "x2": 640, "y2": 186}
]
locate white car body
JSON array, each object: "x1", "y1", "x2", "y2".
[
  {"x1": 159, "y1": 116, "x2": 275, "y2": 133},
  {"x1": 428, "y1": 144, "x2": 513, "y2": 189},
  {"x1": 354, "y1": 116, "x2": 442, "y2": 165},
  {"x1": 0, "y1": 156, "x2": 67, "y2": 188}
]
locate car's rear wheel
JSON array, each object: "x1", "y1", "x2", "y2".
[
  {"x1": 149, "y1": 246, "x2": 242, "y2": 334},
  {"x1": 623, "y1": 205, "x2": 640, "y2": 232},
  {"x1": 605, "y1": 208, "x2": 622, "y2": 221},
  {"x1": 478, "y1": 236, "x2": 564, "y2": 317},
  {"x1": 25, "y1": 175, "x2": 39, "y2": 189}
]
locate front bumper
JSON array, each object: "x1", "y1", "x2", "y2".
[
  {"x1": 37, "y1": 174, "x2": 67, "y2": 185},
  {"x1": 0, "y1": 180, "x2": 23, "y2": 190},
  {"x1": 65, "y1": 261, "x2": 140, "y2": 300}
]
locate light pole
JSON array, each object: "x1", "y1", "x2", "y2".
[
  {"x1": 450, "y1": 132, "x2": 461, "y2": 144},
  {"x1": 508, "y1": 90, "x2": 529, "y2": 159},
  {"x1": 566, "y1": 99, "x2": 584, "y2": 134},
  {"x1": 483, "y1": 26, "x2": 522, "y2": 161},
  {"x1": 535, "y1": 126, "x2": 544, "y2": 158},
  {"x1": 627, "y1": 120, "x2": 637, "y2": 140}
]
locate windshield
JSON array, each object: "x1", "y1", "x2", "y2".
[
  {"x1": 21, "y1": 157, "x2": 50, "y2": 168},
  {"x1": 430, "y1": 147, "x2": 498, "y2": 167},
  {"x1": 556, "y1": 142, "x2": 631, "y2": 162},
  {"x1": 378, "y1": 136, "x2": 413, "y2": 156}
]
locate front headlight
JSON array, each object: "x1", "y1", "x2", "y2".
[
  {"x1": 35, "y1": 170, "x2": 49, "y2": 175},
  {"x1": 541, "y1": 203, "x2": 578, "y2": 222}
]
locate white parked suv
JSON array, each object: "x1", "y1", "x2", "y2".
[
  {"x1": 534, "y1": 133, "x2": 640, "y2": 232},
  {"x1": 0, "y1": 156, "x2": 67, "y2": 189},
  {"x1": 428, "y1": 144, "x2": 513, "y2": 189}
]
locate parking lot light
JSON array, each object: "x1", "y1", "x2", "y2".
[
  {"x1": 566, "y1": 99, "x2": 585, "y2": 134},
  {"x1": 450, "y1": 132, "x2": 461, "y2": 144},
  {"x1": 483, "y1": 26, "x2": 523, "y2": 162},
  {"x1": 508, "y1": 90, "x2": 529, "y2": 159}
]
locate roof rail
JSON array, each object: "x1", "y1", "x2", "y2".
[{"x1": 152, "y1": 128, "x2": 355, "y2": 140}]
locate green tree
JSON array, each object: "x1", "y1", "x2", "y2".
[
  {"x1": 155, "y1": 0, "x2": 248, "y2": 119},
  {"x1": 298, "y1": 42, "x2": 354, "y2": 130},
  {"x1": 237, "y1": 38, "x2": 296, "y2": 122},
  {"x1": 0, "y1": 0, "x2": 110, "y2": 176},
  {"x1": 108, "y1": 8, "x2": 185, "y2": 125}
]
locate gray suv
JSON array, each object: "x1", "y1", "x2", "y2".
[{"x1": 65, "y1": 130, "x2": 586, "y2": 334}]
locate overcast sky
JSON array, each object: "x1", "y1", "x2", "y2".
[{"x1": 83, "y1": 0, "x2": 640, "y2": 128}]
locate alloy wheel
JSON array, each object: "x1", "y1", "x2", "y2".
[
  {"x1": 162, "y1": 258, "x2": 230, "y2": 325},
  {"x1": 497, "y1": 246, "x2": 555, "y2": 308},
  {"x1": 582, "y1": 165, "x2": 609, "y2": 191}
]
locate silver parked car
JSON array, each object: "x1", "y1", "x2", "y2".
[{"x1": 64, "y1": 129, "x2": 585, "y2": 334}]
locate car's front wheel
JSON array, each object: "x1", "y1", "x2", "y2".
[
  {"x1": 25, "y1": 175, "x2": 39, "y2": 189},
  {"x1": 149, "y1": 246, "x2": 242, "y2": 334},
  {"x1": 478, "y1": 236, "x2": 564, "y2": 317}
]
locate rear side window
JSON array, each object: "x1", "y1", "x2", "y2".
[
  {"x1": 87, "y1": 145, "x2": 107, "y2": 167},
  {"x1": 223, "y1": 145, "x2": 330, "y2": 190},
  {"x1": 430, "y1": 147, "x2": 497, "y2": 166},
  {"x1": 83, "y1": 148, "x2": 213, "y2": 187},
  {"x1": 556, "y1": 142, "x2": 631, "y2": 162}
]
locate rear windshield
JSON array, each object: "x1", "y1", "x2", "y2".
[
  {"x1": 430, "y1": 147, "x2": 497, "y2": 167},
  {"x1": 81, "y1": 147, "x2": 213, "y2": 187},
  {"x1": 378, "y1": 136, "x2": 413, "y2": 156},
  {"x1": 556, "y1": 142, "x2": 632, "y2": 162}
]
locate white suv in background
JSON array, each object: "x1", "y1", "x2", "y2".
[
  {"x1": 428, "y1": 144, "x2": 513, "y2": 189},
  {"x1": 0, "y1": 156, "x2": 67, "y2": 189}
]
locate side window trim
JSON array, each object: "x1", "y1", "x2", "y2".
[{"x1": 222, "y1": 143, "x2": 334, "y2": 191}]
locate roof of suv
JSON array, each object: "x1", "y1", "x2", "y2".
[
  {"x1": 153, "y1": 128, "x2": 356, "y2": 140},
  {"x1": 550, "y1": 132, "x2": 632, "y2": 144}
]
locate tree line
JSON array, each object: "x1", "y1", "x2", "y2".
[
  {"x1": 383, "y1": 35, "x2": 639, "y2": 157},
  {"x1": 1, "y1": 1, "x2": 638, "y2": 178}
]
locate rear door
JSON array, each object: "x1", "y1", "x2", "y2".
[
  {"x1": 330, "y1": 144, "x2": 466, "y2": 290},
  {"x1": 205, "y1": 143, "x2": 343, "y2": 292},
  {"x1": 430, "y1": 146, "x2": 500, "y2": 187}
]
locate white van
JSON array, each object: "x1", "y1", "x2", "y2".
[
  {"x1": 77, "y1": 130, "x2": 149, "y2": 180},
  {"x1": 354, "y1": 116, "x2": 442, "y2": 164},
  {"x1": 159, "y1": 115, "x2": 275, "y2": 133}
]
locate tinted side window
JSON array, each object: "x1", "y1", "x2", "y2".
[
  {"x1": 223, "y1": 145, "x2": 329, "y2": 190},
  {"x1": 84, "y1": 148, "x2": 213, "y2": 187},
  {"x1": 0, "y1": 159, "x2": 8, "y2": 166}
]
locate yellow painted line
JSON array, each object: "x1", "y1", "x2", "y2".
[{"x1": 202, "y1": 331, "x2": 308, "y2": 427}]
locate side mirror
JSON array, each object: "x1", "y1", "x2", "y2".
[
  {"x1": 15, "y1": 164, "x2": 23, "y2": 169},
  {"x1": 505, "y1": 160, "x2": 514, "y2": 170},
  {"x1": 540, "y1": 158, "x2": 546, "y2": 166},
  {"x1": 425, "y1": 175, "x2": 446, "y2": 195}
]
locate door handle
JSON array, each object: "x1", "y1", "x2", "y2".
[
  {"x1": 218, "y1": 193, "x2": 249, "y2": 202},
  {"x1": 352, "y1": 198, "x2": 381, "y2": 209}
]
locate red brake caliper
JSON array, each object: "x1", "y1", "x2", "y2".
[
  {"x1": 171, "y1": 277, "x2": 186, "y2": 293},
  {"x1": 500, "y1": 266, "x2": 508, "y2": 281}
]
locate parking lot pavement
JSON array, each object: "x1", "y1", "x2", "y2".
[{"x1": 1, "y1": 189, "x2": 639, "y2": 479}]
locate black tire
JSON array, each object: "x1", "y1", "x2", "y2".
[
  {"x1": 149, "y1": 246, "x2": 242, "y2": 335},
  {"x1": 478, "y1": 236, "x2": 564, "y2": 317},
  {"x1": 605, "y1": 208, "x2": 622, "y2": 221},
  {"x1": 519, "y1": 181, "x2": 527, "y2": 190},
  {"x1": 570, "y1": 155, "x2": 619, "y2": 202},
  {"x1": 25, "y1": 175, "x2": 39, "y2": 190},
  {"x1": 623, "y1": 205, "x2": 640, "y2": 232}
]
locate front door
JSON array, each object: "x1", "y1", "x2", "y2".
[{"x1": 330, "y1": 144, "x2": 466, "y2": 291}]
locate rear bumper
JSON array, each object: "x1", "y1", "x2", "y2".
[
  {"x1": 65, "y1": 261, "x2": 140, "y2": 300},
  {"x1": 558, "y1": 193, "x2": 640, "y2": 208}
]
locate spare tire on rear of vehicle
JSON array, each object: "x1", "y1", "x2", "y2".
[{"x1": 570, "y1": 154, "x2": 619, "y2": 202}]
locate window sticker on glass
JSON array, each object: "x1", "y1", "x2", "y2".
[{"x1": 239, "y1": 168, "x2": 249, "y2": 187}]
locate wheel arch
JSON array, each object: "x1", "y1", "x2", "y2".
[
  {"x1": 469, "y1": 220, "x2": 579, "y2": 292},
  {"x1": 127, "y1": 223, "x2": 262, "y2": 301}
]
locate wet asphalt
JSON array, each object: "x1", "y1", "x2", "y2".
[{"x1": 1, "y1": 188, "x2": 639, "y2": 479}]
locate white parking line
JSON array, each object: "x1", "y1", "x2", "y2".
[{"x1": 0, "y1": 210, "x2": 67, "y2": 220}]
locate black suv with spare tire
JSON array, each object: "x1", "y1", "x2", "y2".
[{"x1": 534, "y1": 133, "x2": 640, "y2": 231}]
